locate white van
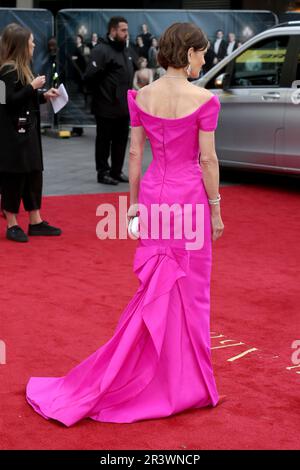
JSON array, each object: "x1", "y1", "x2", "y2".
[{"x1": 196, "y1": 21, "x2": 300, "y2": 175}]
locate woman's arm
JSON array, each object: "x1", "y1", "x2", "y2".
[
  {"x1": 199, "y1": 129, "x2": 224, "y2": 241},
  {"x1": 148, "y1": 68, "x2": 153, "y2": 84},
  {"x1": 198, "y1": 129, "x2": 220, "y2": 204},
  {"x1": 128, "y1": 126, "x2": 147, "y2": 214},
  {"x1": 133, "y1": 71, "x2": 139, "y2": 90},
  {"x1": 42, "y1": 87, "x2": 60, "y2": 102}
]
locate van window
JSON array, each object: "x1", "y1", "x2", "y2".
[{"x1": 230, "y1": 36, "x2": 290, "y2": 87}]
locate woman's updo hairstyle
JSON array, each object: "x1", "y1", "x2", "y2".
[{"x1": 157, "y1": 22, "x2": 208, "y2": 70}]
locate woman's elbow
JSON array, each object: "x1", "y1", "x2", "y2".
[
  {"x1": 129, "y1": 145, "x2": 143, "y2": 158},
  {"x1": 199, "y1": 153, "x2": 219, "y2": 166}
]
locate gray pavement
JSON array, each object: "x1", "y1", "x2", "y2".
[{"x1": 41, "y1": 127, "x2": 237, "y2": 196}]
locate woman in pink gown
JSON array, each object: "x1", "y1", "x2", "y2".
[{"x1": 26, "y1": 22, "x2": 224, "y2": 426}]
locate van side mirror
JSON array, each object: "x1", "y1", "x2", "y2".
[{"x1": 214, "y1": 73, "x2": 231, "y2": 90}]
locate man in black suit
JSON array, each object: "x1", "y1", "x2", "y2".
[
  {"x1": 84, "y1": 16, "x2": 135, "y2": 185},
  {"x1": 212, "y1": 29, "x2": 227, "y2": 65},
  {"x1": 225, "y1": 32, "x2": 239, "y2": 56}
]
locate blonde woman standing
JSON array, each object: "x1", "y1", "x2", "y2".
[{"x1": 0, "y1": 23, "x2": 61, "y2": 242}]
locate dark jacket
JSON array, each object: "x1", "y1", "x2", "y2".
[
  {"x1": 84, "y1": 34, "x2": 136, "y2": 118},
  {"x1": 213, "y1": 39, "x2": 227, "y2": 61},
  {"x1": 225, "y1": 41, "x2": 239, "y2": 55},
  {"x1": 0, "y1": 64, "x2": 46, "y2": 173}
]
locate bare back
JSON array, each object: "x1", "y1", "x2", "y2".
[{"x1": 135, "y1": 77, "x2": 213, "y2": 120}]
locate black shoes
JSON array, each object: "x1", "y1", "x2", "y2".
[
  {"x1": 113, "y1": 172, "x2": 129, "y2": 183},
  {"x1": 6, "y1": 225, "x2": 28, "y2": 243},
  {"x1": 5, "y1": 221, "x2": 61, "y2": 242},
  {"x1": 97, "y1": 173, "x2": 119, "y2": 185},
  {"x1": 28, "y1": 220, "x2": 62, "y2": 236},
  {"x1": 97, "y1": 172, "x2": 129, "y2": 185}
]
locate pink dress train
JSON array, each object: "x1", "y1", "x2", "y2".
[{"x1": 26, "y1": 88, "x2": 221, "y2": 425}]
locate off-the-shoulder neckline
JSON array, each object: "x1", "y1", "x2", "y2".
[{"x1": 128, "y1": 89, "x2": 218, "y2": 121}]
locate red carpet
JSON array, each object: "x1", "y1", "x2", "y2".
[{"x1": 0, "y1": 185, "x2": 299, "y2": 450}]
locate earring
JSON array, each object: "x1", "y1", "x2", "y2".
[{"x1": 186, "y1": 63, "x2": 192, "y2": 77}]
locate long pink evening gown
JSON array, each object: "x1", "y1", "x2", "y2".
[{"x1": 26, "y1": 88, "x2": 221, "y2": 426}]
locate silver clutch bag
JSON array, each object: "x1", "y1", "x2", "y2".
[{"x1": 128, "y1": 216, "x2": 140, "y2": 239}]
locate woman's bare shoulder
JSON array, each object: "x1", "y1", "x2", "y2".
[
  {"x1": 189, "y1": 84, "x2": 214, "y2": 104},
  {"x1": 135, "y1": 82, "x2": 156, "y2": 105}
]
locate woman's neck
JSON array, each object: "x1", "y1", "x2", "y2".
[{"x1": 164, "y1": 67, "x2": 187, "y2": 79}]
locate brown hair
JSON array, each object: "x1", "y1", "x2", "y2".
[
  {"x1": 157, "y1": 22, "x2": 208, "y2": 70},
  {"x1": 0, "y1": 23, "x2": 34, "y2": 85},
  {"x1": 137, "y1": 56, "x2": 147, "y2": 68}
]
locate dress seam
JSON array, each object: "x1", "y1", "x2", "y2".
[{"x1": 158, "y1": 123, "x2": 166, "y2": 205}]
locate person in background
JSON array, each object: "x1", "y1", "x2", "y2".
[
  {"x1": 126, "y1": 33, "x2": 140, "y2": 70},
  {"x1": 44, "y1": 37, "x2": 58, "y2": 85},
  {"x1": 0, "y1": 23, "x2": 61, "y2": 242},
  {"x1": 41, "y1": 36, "x2": 60, "y2": 130},
  {"x1": 70, "y1": 34, "x2": 89, "y2": 137},
  {"x1": 201, "y1": 40, "x2": 215, "y2": 75},
  {"x1": 133, "y1": 57, "x2": 153, "y2": 90},
  {"x1": 226, "y1": 32, "x2": 239, "y2": 56},
  {"x1": 147, "y1": 37, "x2": 159, "y2": 79},
  {"x1": 71, "y1": 34, "x2": 88, "y2": 86},
  {"x1": 135, "y1": 35, "x2": 148, "y2": 58},
  {"x1": 140, "y1": 23, "x2": 152, "y2": 56},
  {"x1": 87, "y1": 32, "x2": 99, "y2": 50},
  {"x1": 212, "y1": 29, "x2": 227, "y2": 65},
  {"x1": 84, "y1": 16, "x2": 135, "y2": 185}
]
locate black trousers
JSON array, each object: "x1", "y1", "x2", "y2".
[
  {"x1": 95, "y1": 115, "x2": 129, "y2": 178},
  {"x1": 0, "y1": 171, "x2": 42, "y2": 214}
]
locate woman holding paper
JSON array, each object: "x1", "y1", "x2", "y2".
[{"x1": 0, "y1": 23, "x2": 62, "y2": 242}]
